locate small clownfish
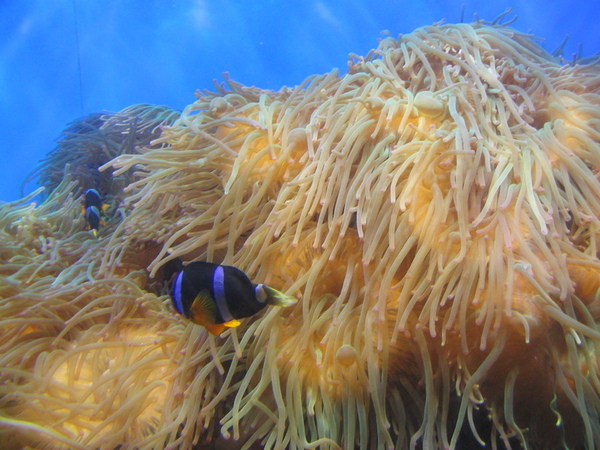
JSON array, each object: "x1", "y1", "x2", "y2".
[
  {"x1": 82, "y1": 189, "x2": 108, "y2": 236},
  {"x1": 170, "y1": 261, "x2": 297, "y2": 335}
]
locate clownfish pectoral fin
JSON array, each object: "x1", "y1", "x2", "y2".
[
  {"x1": 101, "y1": 203, "x2": 111, "y2": 213},
  {"x1": 223, "y1": 319, "x2": 242, "y2": 328},
  {"x1": 263, "y1": 286, "x2": 298, "y2": 307},
  {"x1": 204, "y1": 322, "x2": 227, "y2": 336},
  {"x1": 189, "y1": 290, "x2": 217, "y2": 326}
]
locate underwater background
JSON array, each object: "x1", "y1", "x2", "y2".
[
  {"x1": 1, "y1": 1, "x2": 600, "y2": 448},
  {"x1": 0, "y1": 0, "x2": 598, "y2": 203}
]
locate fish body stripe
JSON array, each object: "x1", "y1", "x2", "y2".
[
  {"x1": 173, "y1": 271, "x2": 185, "y2": 316},
  {"x1": 213, "y1": 266, "x2": 234, "y2": 322},
  {"x1": 84, "y1": 189, "x2": 103, "y2": 209},
  {"x1": 255, "y1": 284, "x2": 267, "y2": 303},
  {"x1": 85, "y1": 206, "x2": 101, "y2": 229}
]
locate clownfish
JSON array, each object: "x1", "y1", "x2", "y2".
[
  {"x1": 170, "y1": 261, "x2": 297, "y2": 335},
  {"x1": 82, "y1": 189, "x2": 108, "y2": 236}
]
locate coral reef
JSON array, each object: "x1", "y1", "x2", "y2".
[{"x1": 1, "y1": 20, "x2": 600, "y2": 449}]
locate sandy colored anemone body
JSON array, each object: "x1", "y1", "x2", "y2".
[{"x1": 1, "y1": 21, "x2": 600, "y2": 449}]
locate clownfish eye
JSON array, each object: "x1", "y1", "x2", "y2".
[{"x1": 255, "y1": 284, "x2": 268, "y2": 303}]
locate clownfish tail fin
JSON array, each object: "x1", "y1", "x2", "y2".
[{"x1": 262, "y1": 286, "x2": 297, "y2": 307}]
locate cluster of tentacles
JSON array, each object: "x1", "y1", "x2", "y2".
[{"x1": 1, "y1": 20, "x2": 600, "y2": 449}]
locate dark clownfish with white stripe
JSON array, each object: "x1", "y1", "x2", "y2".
[
  {"x1": 170, "y1": 261, "x2": 297, "y2": 335},
  {"x1": 82, "y1": 189, "x2": 108, "y2": 237}
]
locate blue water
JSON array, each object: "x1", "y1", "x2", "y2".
[{"x1": 0, "y1": 0, "x2": 598, "y2": 202}]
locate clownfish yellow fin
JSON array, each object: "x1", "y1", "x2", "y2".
[
  {"x1": 189, "y1": 290, "x2": 217, "y2": 326},
  {"x1": 223, "y1": 319, "x2": 242, "y2": 328},
  {"x1": 205, "y1": 320, "x2": 240, "y2": 336},
  {"x1": 101, "y1": 203, "x2": 110, "y2": 213},
  {"x1": 204, "y1": 322, "x2": 227, "y2": 335},
  {"x1": 263, "y1": 286, "x2": 298, "y2": 307}
]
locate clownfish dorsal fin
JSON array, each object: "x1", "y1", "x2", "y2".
[
  {"x1": 189, "y1": 290, "x2": 217, "y2": 326},
  {"x1": 258, "y1": 285, "x2": 298, "y2": 307}
]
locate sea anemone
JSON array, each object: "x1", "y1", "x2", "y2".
[
  {"x1": 23, "y1": 104, "x2": 180, "y2": 200},
  {"x1": 1, "y1": 19, "x2": 600, "y2": 449}
]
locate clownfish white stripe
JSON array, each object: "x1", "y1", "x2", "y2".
[
  {"x1": 213, "y1": 265, "x2": 234, "y2": 322},
  {"x1": 173, "y1": 271, "x2": 185, "y2": 315},
  {"x1": 255, "y1": 284, "x2": 267, "y2": 303}
]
